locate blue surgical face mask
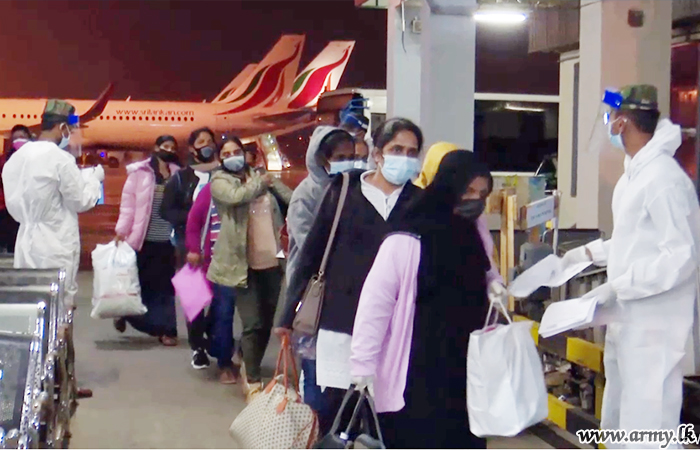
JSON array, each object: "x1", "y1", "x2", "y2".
[
  {"x1": 328, "y1": 160, "x2": 355, "y2": 175},
  {"x1": 379, "y1": 154, "x2": 421, "y2": 186},
  {"x1": 354, "y1": 160, "x2": 368, "y2": 170},
  {"x1": 607, "y1": 120, "x2": 625, "y2": 151},
  {"x1": 58, "y1": 124, "x2": 71, "y2": 150},
  {"x1": 223, "y1": 155, "x2": 245, "y2": 172}
]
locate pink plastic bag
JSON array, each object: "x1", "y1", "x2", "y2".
[{"x1": 172, "y1": 265, "x2": 213, "y2": 322}]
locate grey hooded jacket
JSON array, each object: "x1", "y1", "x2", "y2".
[{"x1": 286, "y1": 126, "x2": 340, "y2": 284}]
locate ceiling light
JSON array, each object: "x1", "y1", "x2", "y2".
[{"x1": 474, "y1": 10, "x2": 527, "y2": 24}]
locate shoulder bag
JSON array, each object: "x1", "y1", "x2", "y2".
[{"x1": 292, "y1": 172, "x2": 350, "y2": 336}]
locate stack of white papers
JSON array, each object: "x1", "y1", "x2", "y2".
[
  {"x1": 538, "y1": 297, "x2": 598, "y2": 338},
  {"x1": 508, "y1": 255, "x2": 592, "y2": 298}
]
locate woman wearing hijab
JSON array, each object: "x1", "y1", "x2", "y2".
[
  {"x1": 415, "y1": 142, "x2": 507, "y2": 305},
  {"x1": 350, "y1": 150, "x2": 493, "y2": 449}
]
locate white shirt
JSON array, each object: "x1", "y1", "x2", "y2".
[
  {"x1": 315, "y1": 170, "x2": 406, "y2": 390},
  {"x1": 192, "y1": 170, "x2": 210, "y2": 202},
  {"x1": 359, "y1": 170, "x2": 404, "y2": 220}
]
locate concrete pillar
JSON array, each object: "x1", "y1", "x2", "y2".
[
  {"x1": 419, "y1": 0, "x2": 477, "y2": 149},
  {"x1": 577, "y1": 0, "x2": 672, "y2": 235},
  {"x1": 386, "y1": 0, "x2": 421, "y2": 123}
]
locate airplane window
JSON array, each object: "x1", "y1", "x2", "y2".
[
  {"x1": 132, "y1": 117, "x2": 136, "y2": 121},
  {"x1": 152, "y1": 117, "x2": 155, "y2": 121},
  {"x1": 119, "y1": 116, "x2": 123, "y2": 121},
  {"x1": 177, "y1": 117, "x2": 181, "y2": 122},
  {"x1": 20, "y1": 114, "x2": 24, "y2": 119},
  {"x1": 126, "y1": 116, "x2": 130, "y2": 121},
  {"x1": 139, "y1": 116, "x2": 142, "y2": 121},
  {"x1": 33, "y1": 115, "x2": 37, "y2": 119},
  {"x1": 191, "y1": 117, "x2": 195, "y2": 121},
  {"x1": 12, "y1": 114, "x2": 16, "y2": 119},
  {"x1": 145, "y1": 117, "x2": 149, "y2": 121},
  {"x1": 158, "y1": 117, "x2": 162, "y2": 121}
]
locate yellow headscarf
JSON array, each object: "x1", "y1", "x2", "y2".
[{"x1": 413, "y1": 142, "x2": 460, "y2": 188}]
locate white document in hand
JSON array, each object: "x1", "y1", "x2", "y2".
[
  {"x1": 538, "y1": 297, "x2": 598, "y2": 339},
  {"x1": 508, "y1": 254, "x2": 592, "y2": 298}
]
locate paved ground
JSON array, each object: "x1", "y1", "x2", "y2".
[{"x1": 68, "y1": 271, "x2": 564, "y2": 449}]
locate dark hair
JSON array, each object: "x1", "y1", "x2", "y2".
[
  {"x1": 188, "y1": 127, "x2": 217, "y2": 147},
  {"x1": 372, "y1": 118, "x2": 423, "y2": 153},
  {"x1": 11, "y1": 125, "x2": 31, "y2": 137},
  {"x1": 623, "y1": 109, "x2": 660, "y2": 134},
  {"x1": 220, "y1": 134, "x2": 244, "y2": 154},
  {"x1": 319, "y1": 129, "x2": 354, "y2": 159},
  {"x1": 155, "y1": 135, "x2": 177, "y2": 147},
  {"x1": 40, "y1": 113, "x2": 68, "y2": 131}
]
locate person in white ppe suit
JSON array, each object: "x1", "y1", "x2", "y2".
[
  {"x1": 2, "y1": 99, "x2": 104, "y2": 308},
  {"x1": 562, "y1": 85, "x2": 700, "y2": 449}
]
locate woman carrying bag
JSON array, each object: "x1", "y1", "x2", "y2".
[
  {"x1": 349, "y1": 150, "x2": 494, "y2": 449},
  {"x1": 114, "y1": 135, "x2": 181, "y2": 346}
]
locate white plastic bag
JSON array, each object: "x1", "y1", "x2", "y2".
[
  {"x1": 90, "y1": 241, "x2": 146, "y2": 319},
  {"x1": 467, "y1": 299, "x2": 548, "y2": 437}
]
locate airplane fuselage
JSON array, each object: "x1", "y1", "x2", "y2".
[{"x1": 0, "y1": 99, "x2": 300, "y2": 150}]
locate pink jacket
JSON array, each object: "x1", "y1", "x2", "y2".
[
  {"x1": 115, "y1": 158, "x2": 180, "y2": 251},
  {"x1": 186, "y1": 183, "x2": 213, "y2": 271},
  {"x1": 477, "y1": 214, "x2": 504, "y2": 285},
  {"x1": 350, "y1": 233, "x2": 421, "y2": 413}
]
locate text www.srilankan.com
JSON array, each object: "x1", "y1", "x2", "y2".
[{"x1": 577, "y1": 425, "x2": 700, "y2": 448}]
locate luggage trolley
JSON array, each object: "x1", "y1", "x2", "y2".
[
  {"x1": 0, "y1": 308, "x2": 48, "y2": 449},
  {"x1": 0, "y1": 269, "x2": 72, "y2": 449}
]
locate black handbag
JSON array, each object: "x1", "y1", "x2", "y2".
[{"x1": 314, "y1": 386, "x2": 386, "y2": 449}]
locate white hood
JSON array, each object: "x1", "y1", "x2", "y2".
[{"x1": 625, "y1": 119, "x2": 682, "y2": 179}]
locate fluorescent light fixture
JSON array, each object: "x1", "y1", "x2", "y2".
[
  {"x1": 505, "y1": 103, "x2": 545, "y2": 113},
  {"x1": 474, "y1": 10, "x2": 527, "y2": 24}
]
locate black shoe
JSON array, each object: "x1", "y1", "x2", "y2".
[
  {"x1": 113, "y1": 318, "x2": 126, "y2": 333},
  {"x1": 191, "y1": 349, "x2": 210, "y2": 370}
]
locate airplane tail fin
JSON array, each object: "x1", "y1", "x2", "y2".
[
  {"x1": 212, "y1": 64, "x2": 258, "y2": 103},
  {"x1": 287, "y1": 41, "x2": 356, "y2": 110},
  {"x1": 214, "y1": 35, "x2": 305, "y2": 115}
]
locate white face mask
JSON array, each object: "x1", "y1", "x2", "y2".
[
  {"x1": 328, "y1": 160, "x2": 355, "y2": 175},
  {"x1": 58, "y1": 124, "x2": 71, "y2": 150},
  {"x1": 354, "y1": 160, "x2": 368, "y2": 170},
  {"x1": 223, "y1": 155, "x2": 245, "y2": 172}
]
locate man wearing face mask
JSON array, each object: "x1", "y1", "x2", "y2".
[
  {"x1": 0, "y1": 125, "x2": 32, "y2": 253},
  {"x1": 560, "y1": 85, "x2": 700, "y2": 448},
  {"x1": 2, "y1": 99, "x2": 103, "y2": 305}
]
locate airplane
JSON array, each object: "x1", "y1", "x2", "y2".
[{"x1": 0, "y1": 35, "x2": 356, "y2": 152}]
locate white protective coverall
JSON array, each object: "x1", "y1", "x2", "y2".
[
  {"x1": 2, "y1": 141, "x2": 102, "y2": 307},
  {"x1": 585, "y1": 119, "x2": 700, "y2": 449}
]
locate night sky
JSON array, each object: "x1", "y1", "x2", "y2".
[{"x1": 0, "y1": 0, "x2": 559, "y2": 101}]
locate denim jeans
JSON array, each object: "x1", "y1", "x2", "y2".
[{"x1": 209, "y1": 283, "x2": 237, "y2": 369}]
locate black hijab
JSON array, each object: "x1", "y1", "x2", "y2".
[{"x1": 398, "y1": 150, "x2": 493, "y2": 304}]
